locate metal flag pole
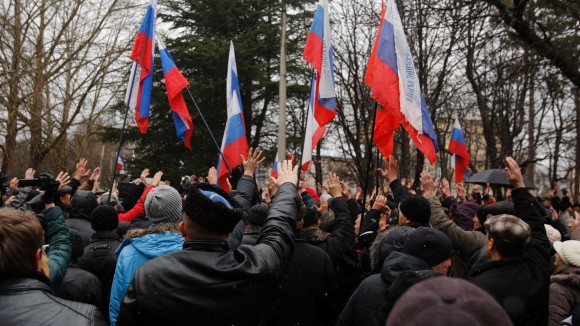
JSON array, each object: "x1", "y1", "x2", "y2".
[{"x1": 184, "y1": 87, "x2": 232, "y2": 175}]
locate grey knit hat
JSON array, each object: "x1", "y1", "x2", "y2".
[{"x1": 144, "y1": 185, "x2": 182, "y2": 223}]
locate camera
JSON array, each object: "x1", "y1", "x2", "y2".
[{"x1": 18, "y1": 173, "x2": 52, "y2": 190}]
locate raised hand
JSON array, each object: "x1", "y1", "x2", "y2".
[
  {"x1": 419, "y1": 171, "x2": 435, "y2": 198},
  {"x1": 140, "y1": 168, "x2": 150, "y2": 184},
  {"x1": 241, "y1": 147, "x2": 266, "y2": 177},
  {"x1": 152, "y1": 171, "x2": 164, "y2": 187},
  {"x1": 55, "y1": 171, "x2": 71, "y2": 188},
  {"x1": 441, "y1": 178, "x2": 451, "y2": 199},
  {"x1": 207, "y1": 167, "x2": 217, "y2": 185},
  {"x1": 313, "y1": 196, "x2": 329, "y2": 215},
  {"x1": 25, "y1": 168, "x2": 36, "y2": 179},
  {"x1": 74, "y1": 159, "x2": 91, "y2": 180},
  {"x1": 271, "y1": 160, "x2": 298, "y2": 187},
  {"x1": 9, "y1": 177, "x2": 18, "y2": 190},
  {"x1": 340, "y1": 181, "x2": 351, "y2": 200},
  {"x1": 90, "y1": 167, "x2": 101, "y2": 182},
  {"x1": 326, "y1": 173, "x2": 342, "y2": 198},
  {"x1": 455, "y1": 183, "x2": 466, "y2": 202},
  {"x1": 372, "y1": 195, "x2": 388, "y2": 211},
  {"x1": 504, "y1": 157, "x2": 525, "y2": 189},
  {"x1": 377, "y1": 155, "x2": 398, "y2": 184}
]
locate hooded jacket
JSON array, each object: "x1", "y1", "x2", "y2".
[
  {"x1": 116, "y1": 182, "x2": 298, "y2": 326},
  {"x1": 336, "y1": 251, "x2": 432, "y2": 326},
  {"x1": 66, "y1": 190, "x2": 98, "y2": 245},
  {"x1": 549, "y1": 265, "x2": 580, "y2": 326},
  {"x1": 108, "y1": 224, "x2": 183, "y2": 325}
]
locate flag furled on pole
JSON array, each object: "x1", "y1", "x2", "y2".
[
  {"x1": 271, "y1": 160, "x2": 279, "y2": 178},
  {"x1": 116, "y1": 150, "x2": 126, "y2": 170},
  {"x1": 365, "y1": 0, "x2": 439, "y2": 164},
  {"x1": 158, "y1": 36, "x2": 193, "y2": 149},
  {"x1": 303, "y1": 0, "x2": 337, "y2": 126},
  {"x1": 301, "y1": 73, "x2": 327, "y2": 171},
  {"x1": 125, "y1": 0, "x2": 156, "y2": 134},
  {"x1": 217, "y1": 42, "x2": 249, "y2": 192},
  {"x1": 448, "y1": 117, "x2": 470, "y2": 183}
]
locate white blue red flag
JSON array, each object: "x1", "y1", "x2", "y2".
[
  {"x1": 301, "y1": 73, "x2": 327, "y2": 171},
  {"x1": 217, "y1": 42, "x2": 249, "y2": 192},
  {"x1": 116, "y1": 150, "x2": 126, "y2": 170},
  {"x1": 125, "y1": 0, "x2": 156, "y2": 134},
  {"x1": 448, "y1": 117, "x2": 470, "y2": 182},
  {"x1": 303, "y1": 0, "x2": 337, "y2": 126},
  {"x1": 271, "y1": 160, "x2": 278, "y2": 178},
  {"x1": 365, "y1": 0, "x2": 439, "y2": 164},
  {"x1": 158, "y1": 36, "x2": 193, "y2": 149}
]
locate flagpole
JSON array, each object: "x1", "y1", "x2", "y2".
[
  {"x1": 184, "y1": 87, "x2": 232, "y2": 175},
  {"x1": 277, "y1": 0, "x2": 288, "y2": 163},
  {"x1": 108, "y1": 62, "x2": 139, "y2": 202},
  {"x1": 360, "y1": 102, "x2": 379, "y2": 234},
  {"x1": 297, "y1": 70, "x2": 315, "y2": 185}
]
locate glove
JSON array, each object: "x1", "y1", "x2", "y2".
[{"x1": 41, "y1": 174, "x2": 60, "y2": 204}]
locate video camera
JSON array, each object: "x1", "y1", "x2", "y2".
[{"x1": 18, "y1": 173, "x2": 53, "y2": 190}]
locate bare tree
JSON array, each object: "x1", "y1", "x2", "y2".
[{"x1": 0, "y1": 0, "x2": 138, "y2": 174}]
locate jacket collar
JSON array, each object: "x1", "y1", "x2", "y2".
[
  {"x1": 471, "y1": 256, "x2": 524, "y2": 276},
  {"x1": 90, "y1": 231, "x2": 120, "y2": 242},
  {"x1": 183, "y1": 240, "x2": 229, "y2": 252},
  {"x1": 0, "y1": 273, "x2": 51, "y2": 293}
]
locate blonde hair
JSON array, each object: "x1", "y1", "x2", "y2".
[{"x1": 0, "y1": 208, "x2": 44, "y2": 277}]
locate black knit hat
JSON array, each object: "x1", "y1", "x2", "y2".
[
  {"x1": 247, "y1": 203, "x2": 268, "y2": 226},
  {"x1": 90, "y1": 205, "x2": 119, "y2": 232},
  {"x1": 399, "y1": 195, "x2": 431, "y2": 225},
  {"x1": 184, "y1": 183, "x2": 244, "y2": 234},
  {"x1": 303, "y1": 207, "x2": 319, "y2": 227},
  {"x1": 403, "y1": 227, "x2": 453, "y2": 266}
]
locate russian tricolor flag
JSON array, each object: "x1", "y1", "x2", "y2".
[
  {"x1": 448, "y1": 117, "x2": 470, "y2": 183},
  {"x1": 158, "y1": 36, "x2": 193, "y2": 149},
  {"x1": 217, "y1": 42, "x2": 249, "y2": 192},
  {"x1": 125, "y1": 0, "x2": 156, "y2": 134},
  {"x1": 271, "y1": 160, "x2": 278, "y2": 178},
  {"x1": 365, "y1": 0, "x2": 439, "y2": 164},
  {"x1": 301, "y1": 73, "x2": 327, "y2": 171},
  {"x1": 116, "y1": 150, "x2": 126, "y2": 170},
  {"x1": 303, "y1": 0, "x2": 337, "y2": 127}
]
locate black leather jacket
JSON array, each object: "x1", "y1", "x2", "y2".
[
  {"x1": 117, "y1": 182, "x2": 299, "y2": 326},
  {"x1": 0, "y1": 276, "x2": 105, "y2": 325}
]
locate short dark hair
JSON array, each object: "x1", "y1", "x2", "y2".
[
  {"x1": 485, "y1": 214, "x2": 531, "y2": 258},
  {"x1": 0, "y1": 208, "x2": 44, "y2": 277}
]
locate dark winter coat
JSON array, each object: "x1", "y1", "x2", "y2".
[
  {"x1": 267, "y1": 237, "x2": 339, "y2": 326},
  {"x1": 469, "y1": 188, "x2": 551, "y2": 326},
  {"x1": 57, "y1": 265, "x2": 102, "y2": 311},
  {"x1": 78, "y1": 230, "x2": 121, "y2": 319},
  {"x1": 336, "y1": 251, "x2": 433, "y2": 326},
  {"x1": 550, "y1": 265, "x2": 580, "y2": 326},
  {"x1": 0, "y1": 275, "x2": 106, "y2": 326},
  {"x1": 116, "y1": 182, "x2": 299, "y2": 326},
  {"x1": 302, "y1": 196, "x2": 358, "y2": 308}
]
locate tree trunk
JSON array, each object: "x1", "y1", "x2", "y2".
[{"x1": 2, "y1": 0, "x2": 22, "y2": 174}]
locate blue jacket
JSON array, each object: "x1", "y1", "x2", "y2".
[{"x1": 109, "y1": 225, "x2": 183, "y2": 325}]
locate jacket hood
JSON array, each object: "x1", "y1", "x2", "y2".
[
  {"x1": 116, "y1": 224, "x2": 183, "y2": 258},
  {"x1": 380, "y1": 251, "x2": 431, "y2": 283},
  {"x1": 551, "y1": 265, "x2": 580, "y2": 290}
]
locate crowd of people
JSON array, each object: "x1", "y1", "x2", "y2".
[{"x1": 0, "y1": 149, "x2": 579, "y2": 326}]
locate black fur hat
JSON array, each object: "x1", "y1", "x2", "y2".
[{"x1": 184, "y1": 183, "x2": 244, "y2": 234}]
